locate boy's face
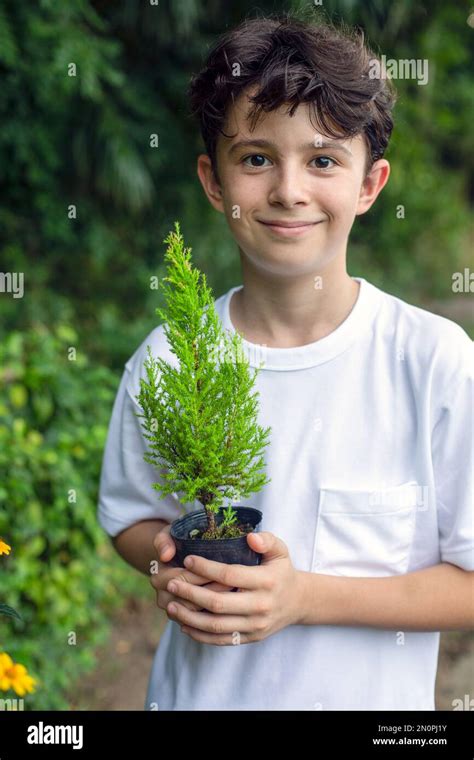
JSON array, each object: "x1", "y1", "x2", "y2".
[{"x1": 197, "y1": 87, "x2": 390, "y2": 279}]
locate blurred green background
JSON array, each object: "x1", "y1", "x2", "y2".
[{"x1": 0, "y1": 0, "x2": 472, "y2": 709}]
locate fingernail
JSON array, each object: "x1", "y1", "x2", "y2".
[
  {"x1": 184, "y1": 556, "x2": 193, "y2": 568},
  {"x1": 168, "y1": 603, "x2": 177, "y2": 614},
  {"x1": 168, "y1": 581, "x2": 177, "y2": 593}
]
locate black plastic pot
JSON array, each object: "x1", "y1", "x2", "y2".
[{"x1": 168, "y1": 506, "x2": 263, "y2": 568}]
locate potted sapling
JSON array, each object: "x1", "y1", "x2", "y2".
[{"x1": 135, "y1": 222, "x2": 271, "y2": 568}]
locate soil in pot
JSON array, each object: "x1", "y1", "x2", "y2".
[
  {"x1": 169, "y1": 506, "x2": 263, "y2": 567},
  {"x1": 189, "y1": 521, "x2": 254, "y2": 540}
]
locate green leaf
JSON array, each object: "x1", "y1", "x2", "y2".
[{"x1": 0, "y1": 603, "x2": 22, "y2": 622}]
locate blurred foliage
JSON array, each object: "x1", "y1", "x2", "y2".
[
  {"x1": 0, "y1": 0, "x2": 471, "y2": 370},
  {"x1": 0, "y1": 324, "x2": 149, "y2": 708},
  {"x1": 0, "y1": 0, "x2": 471, "y2": 708},
  {"x1": 0, "y1": 0, "x2": 252, "y2": 371}
]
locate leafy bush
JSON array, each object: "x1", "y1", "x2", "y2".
[{"x1": 0, "y1": 323, "x2": 147, "y2": 709}]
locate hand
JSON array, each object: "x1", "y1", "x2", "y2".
[
  {"x1": 150, "y1": 524, "x2": 235, "y2": 617},
  {"x1": 165, "y1": 531, "x2": 304, "y2": 645}
]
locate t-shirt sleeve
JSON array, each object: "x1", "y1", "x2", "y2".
[
  {"x1": 431, "y1": 334, "x2": 474, "y2": 571},
  {"x1": 97, "y1": 365, "x2": 184, "y2": 538}
]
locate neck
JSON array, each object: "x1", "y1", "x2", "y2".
[{"x1": 230, "y1": 258, "x2": 360, "y2": 349}]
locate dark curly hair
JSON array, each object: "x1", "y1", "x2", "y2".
[{"x1": 188, "y1": 13, "x2": 397, "y2": 183}]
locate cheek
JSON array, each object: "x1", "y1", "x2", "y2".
[
  {"x1": 221, "y1": 182, "x2": 261, "y2": 232},
  {"x1": 224, "y1": 177, "x2": 261, "y2": 211},
  {"x1": 322, "y1": 179, "x2": 355, "y2": 207},
  {"x1": 321, "y1": 184, "x2": 362, "y2": 227}
]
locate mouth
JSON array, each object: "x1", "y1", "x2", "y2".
[{"x1": 257, "y1": 220, "x2": 324, "y2": 237}]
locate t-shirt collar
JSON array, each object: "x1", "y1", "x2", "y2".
[{"x1": 221, "y1": 277, "x2": 383, "y2": 371}]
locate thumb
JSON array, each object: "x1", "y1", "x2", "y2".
[
  {"x1": 159, "y1": 541, "x2": 175, "y2": 562},
  {"x1": 247, "y1": 531, "x2": 288, "y2": 562},
  {"x1": 155, "y1": 529, "x2": 176, "y2": 562}
]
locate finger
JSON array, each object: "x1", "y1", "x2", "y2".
[
  {"x1": 181, "y1": 626, "x2": 252, "y2": 646},
  {"x1": 157, "y1": 577, "x2": 234, "y2": 612},
  {"x1": 183, "y1": 555, "x2": 267, "y2": 590},
  {"x1": 154, "y1": 526, "x2": 176, "y2": 563},
  {"x1": 158, "y1": 590, "x2": 201, "y2": 613},
  {"x1": 166, "y1": 579, "x2": 259, "y2": 616},
  {"x1": 167, "y1": 569, "x2": 229, "y2": 587},
  {"x1": 150, "y1": 567, "x2": 224, "y2": 591},
  {"x1": 167, "y1": 602, "x2": 257, "y2": 634},
  {"x1": 246, "y1": 531, "x2": 289, "y2": 563},
  {"x1": 150, "y1": 567, "x2": 231, "y2": 591},
  {"x1": 204, "y1": 581, "x2": 236, "y2": 593}
]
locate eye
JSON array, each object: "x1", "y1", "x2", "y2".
[
  {"x1": 241, "y1": 154, "x2": 271, "y2": 168},
  {"x1": 311, "y1": 156, "x2": 337, "y2": 170}
]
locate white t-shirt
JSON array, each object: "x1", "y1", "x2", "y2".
[{"x1": 97, "y1": 276, "x2": 474, "y2": 711}]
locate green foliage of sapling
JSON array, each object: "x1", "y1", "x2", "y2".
[{"x1": 135, "y1": 222, "x2": 271, "y2": 537}]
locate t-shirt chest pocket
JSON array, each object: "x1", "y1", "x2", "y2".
[{"x1": 310, "y1": 481, "x2": 419, "y2": 577}]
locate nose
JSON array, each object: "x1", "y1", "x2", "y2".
[{"x1": 267, "y1": 162, "x2": 312, "y2": 208}]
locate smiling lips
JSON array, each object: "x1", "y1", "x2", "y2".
[{"x1": 258, "y1": 219, "x2": 324, "y2": 237}]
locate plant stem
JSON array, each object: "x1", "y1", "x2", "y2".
[{"x1": 205, "y1": 507, "x2": 217, "y2": 534}]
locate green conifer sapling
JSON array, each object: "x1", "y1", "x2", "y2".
[{"x1": 135, "y1": 222, "x2": 271, "y2": 540}]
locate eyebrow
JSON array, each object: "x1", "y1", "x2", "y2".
[{"x1": 228, "y1": 138, "x2": 353, "y2": 158}]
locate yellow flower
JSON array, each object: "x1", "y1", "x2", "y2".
[
  {"x1": 0, "y1": 652, "x2": 37, "y2": 695},
  {"x1": 0, "y1": 538, "x2": 11, "y2": 556}
]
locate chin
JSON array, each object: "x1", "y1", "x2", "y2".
[{"x1": 252, "y1": 255, "x2": 327, "y2": 279}]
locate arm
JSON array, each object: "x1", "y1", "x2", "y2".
[
  {"x1": 296, "y1": 562, "x2": 474, "y2": 631},
  {"x1": 112, "y1": 518, "x2": 170, "y2": 576}
]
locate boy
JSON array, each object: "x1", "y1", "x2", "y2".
[{"x1": 97, "y1": 15, "x2": 473, "y2": 710}]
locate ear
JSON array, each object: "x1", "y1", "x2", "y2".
[
  {"x1": 355, "y1": 159, "x2": 391, "y2": 216},
  {"x1": 196, "y1": 154, "x2": 225, "y2": 214}
]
